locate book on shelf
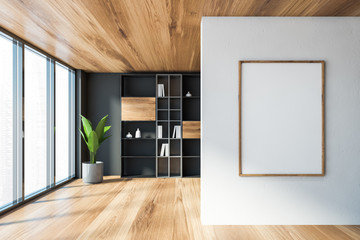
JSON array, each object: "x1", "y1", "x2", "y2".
[
  {"x1": 160, "y1": 144, "x2": 165, "y2": 156},
  {"x1": 160, "y1": 143, "x2": 169, "y2": 156},
  {"x1": 158, "y1": 84, "x2": 165, "y2": 97},
  {"x1": 172, "y1": 125, "x2": 181, "y2": 138},
  {"x1": 177, "y1": 126, "x2": 181, "y2": 138},
  {"x1": 157, "y1": 125, "x2": 163, "y2": 138},
  {"x1": 165, "y1": 143, "x2": 169, "y2": 156}
]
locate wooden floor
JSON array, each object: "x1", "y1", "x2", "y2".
[{"x1": 0, "y1": 177, "x2": 359, "y2": 240}]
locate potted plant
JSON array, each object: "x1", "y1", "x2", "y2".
[{"x1": 79, "y1": 115, "x2": 111, "y2": 183}]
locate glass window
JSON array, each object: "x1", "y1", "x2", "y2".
[
  {"x1": 0, "y1": 30, "x2": 75, "y2": 213},
  {"x1": 55, "y1": 63, "x2": 74, "y2": 183},
  {"x1": 24, "y1": 47, "x2": 48, "y2": 197},
  {"x1": 0, "y1": 33, "x2": 14, "y2": 208},
  {"x1": 70, "y1": 71, "x2": 75, "y2": 177}
]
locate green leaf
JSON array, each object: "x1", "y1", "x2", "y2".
[
  {"x1": 80, "y1": 115, "x2": 93, "y2": 139},
  {"x1": 79, "y1": 129, "x2": 88, "y2": 144},
  {"x1": 100, "y1": 125, "x2": 111, "y2": 143},
  {"x1": 104, "y1": 126, "x2": 111, "y2": 134},
  {"x1": 95, "y1": 115, "x2": 108, "y2": 141},
  {"x1": 87, "y1": 131, "x2": 99, "y2": 153},
  {"x1": 99, "y1": 135, "x2": 111, "y2": 144}
]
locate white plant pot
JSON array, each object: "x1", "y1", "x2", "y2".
[{"x1": 82, "y1": 161, "x2": 103, "y2": 184}]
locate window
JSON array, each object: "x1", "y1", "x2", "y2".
[
  {"x1": 24, "y1": 47, "x2": 49, "y2": 197},
  {"x1": 0, "y1": 29, "x2": 76, "y2": 214},
  {"x1": 0, "y1": 33, "x2": 15, "y2": 208},
  {"x1": 55, "y1": 63, "x2": 75, "y2": 183}
]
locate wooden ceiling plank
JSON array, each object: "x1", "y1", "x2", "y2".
[{"x1": 0, "y1": 0, "x2": 359, "y2": 72}]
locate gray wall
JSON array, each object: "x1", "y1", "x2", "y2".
[
  {"x1": 86, "y1": 73, "x2": 121, "y2": 175},
  {"x1": 75, "y1": 70, "x2": 87, "y2": 178},
  {"x1": 201, "y1": 17, "x2": 360, "y2": 224}
]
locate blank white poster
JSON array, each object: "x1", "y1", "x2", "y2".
[{"x1": 240, "y1": 62, "x2": 323, "y2": 175}]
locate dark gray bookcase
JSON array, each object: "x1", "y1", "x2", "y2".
[{"x1": 120, "y1": 73, "x2": 200, "y2": 178}]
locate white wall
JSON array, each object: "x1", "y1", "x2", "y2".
[{"x1": 201, "y1": 17, "x2": 360, "y2": 225}]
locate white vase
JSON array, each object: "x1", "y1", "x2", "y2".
[
  {"x1": 82, "y1": 161, "x2": 103, "y2": 184},
  {"x1": 135, "y1": 128, "x2": 141, "y2": 138}
]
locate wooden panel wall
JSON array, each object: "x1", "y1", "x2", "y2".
[
  {"x1": 122, "y1": 97, "x2": 156, "y2": 121},
  {"x1": 183, "y1": 121, "x2": 201, "y2": 139},
  {"x1": 0, "y1": 0, "x2": 359, "y2": 72}
]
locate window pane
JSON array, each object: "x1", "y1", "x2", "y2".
[
  {"x1": 24, "y1": 47, "x2": 48, "y2": 197},
  {"x1": 55, "y1": 63, "x2": 70, "y2": 182},
  {"x1": 0, "y1": 34, "x2": 14, "y2": 208},
  {"x1": 70, "y1": 71, "x2": 75, "y2": 177}
]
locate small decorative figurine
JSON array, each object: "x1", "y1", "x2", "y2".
[
  {"x1": 186, "y1": 91, "x2": 192, "y2": 97},
  {"x1": 135, "y1": 128, "x2": 141, "y2": 138},
  {"x1": 126, "y1": 132, "x2": 132, "y2": 138}
]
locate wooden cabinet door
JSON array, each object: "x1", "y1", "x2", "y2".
[
  {"x1": 183, "y1": 121, "x2": 200, "y2": 138},
  {"x1": 121, "y1": 97, "x2": 156, "y2": 121}
]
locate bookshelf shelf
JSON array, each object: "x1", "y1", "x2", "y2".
[
  {"x1": 120, "y1": 73, "x2": 200, "y2": 178},
  {"x1": 157, "y1": 96, "x2": 182, "y2": 99},
  {"x1": 122, "y1": 156, "x2": 156, "y2": 158},
  {"x1": 122, "y1": 138, "x2": 155, "y2": 140},
  {"x1": 157, "y1": 109, "x2": 181, "y2": 111},
  {"x1": 158, "y1": 120, "x2": 183, "y2": 122}
]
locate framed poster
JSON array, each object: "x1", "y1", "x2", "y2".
[{"x1": 239, "y1": 61, "x2": 325, "y2": 176}]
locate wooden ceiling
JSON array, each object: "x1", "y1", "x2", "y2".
[{"x1": 0, "y1": 0, "x2": 359, "y2": 72}]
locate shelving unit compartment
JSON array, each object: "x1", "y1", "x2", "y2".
[
  {"x1": 182, "y1": 98, "x2": 200, "y2": 121},
  {"x1": 122, "y1": 157, "x2": 156, "y2": 177},
  {"x1": 158, "y1": 111, "x2": 168, "y2": 120},
  {"x1": 122, "y1": 140, "x2": 155, "y2": 157},
  {"x1": 158, "y1": 157, "x2": 169, "y2": 177},
  {"x1": 170, "y1": 139, "x2": 181, "y2": 156},
  {"x1": 157, "y1": 75, "x2": 169, "y2": 97},
  {"x1": 122, "y1": 121, "x2": 155, "y2": 139},
  {"x1": 183, "y1": 157, "x2": 200, "y2": 177},
  {"x1": 182, "y1": 139, "x2": 200, "y2": 156},
  {"x1": 157, "y1": 139, "x2": 169, "y2": 156},
  {"x1": 182, "y1": 75, "x2": 200, "y2": 97},
  {"x1": 158, "y1": 98, "x2": 168, "y2": 109},
  {"x1": 122, "y1": 75, "x2": 156, "y2": 97},
  {"x1": 170, "y1": 158, "x2": 181, "y2": 177},
  {"x1": 170, "y1": 111, "x2": 181, "y2": 120},
  {"x1": 170, "y1": 99, "x2": 180, "y2": 109},
  {"x1": 157, "y1": 122, "x2": 168, "y2": 138},
  {"x1": 170, "y1": 122, "x2": 181, "y2": 139},
  {"x1": 170, "y1": 75, "x2": 181, "y2": 96}
]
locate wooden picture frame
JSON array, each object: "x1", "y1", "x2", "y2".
[{"x1": 239, "y1": 60, "x2": 325, "y2": 176}]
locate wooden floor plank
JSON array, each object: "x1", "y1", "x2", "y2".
[
  {"x1": 127, "y1": 178, "x2": 176, "y2": 240},
  {"x1": 0, "y1": 177, "x2": 359, "y2": 240},
  {"x1": 55, "y1": 177, "x2": 131, "y2": 239},
  {"x1": 335, "y1": 225, "x2": 360, "y2": 239},
  {"x1": 76, "y1": 178, "x2": 155, "y2": 239},
  {"x1": 0, "y1": 179, "x2": 106, "y2": 240},
  {"x1": 181, "y1": 178, "x2": 216, "y2": 240},
  {"x1": 172, "y1": 178, "x2": 191, "y2": 240}
]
